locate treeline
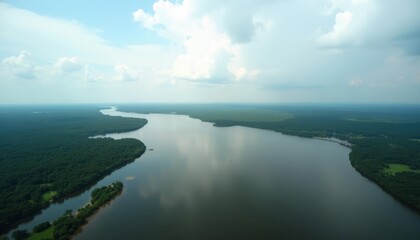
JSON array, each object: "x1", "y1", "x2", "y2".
[
  {"x1": 349, "y1": 138, "x2": 420, "y2": 210},
  {"x1": 53, "y1": 181, "x2": 124, "y2": 240},
  {"x1": 10, "y1": 181, "x2": 124, "y2": 240},
  {"x1": 119, "y1": 104, "x2": 420, "y2": 213},
  {"x1": 0, "y1": 106, "x2": 147, "y2": 234}
]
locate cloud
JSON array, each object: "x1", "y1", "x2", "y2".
[
  {"x1": 83, "y1": 64, "x2": 105, "y2": 82},
  {"x1": 126, "y1": 0, "x2": 419, "y2": 103},
  {"x1": 0, "y1": 3, "x2": 174, "y2": 78},
  {"x1": 133, "y1": 0, "x2": 194, "y2": 42},
  {"x1": 170, "y1": 17, "x2": 232, "y2": 81},
  {"x1": 2, "y1": 50, "x2": 142, "y2": 84},
  {"x1": 349, "y1": 78, "x2": 362, "y2": 86},
  {"x1": 318, "y1": 11, "x2": 353, "y2": 47},
  {"x1": 54, "y1": 57, "x2": 83, "y2": 73},
  {"x1": 0, "y1": 3, "x2": 105, "y2": 60},
  {"x1": 1, "y1": 1, "x2": 420, "y2": 104},
  {"x1": 113, "y1": 64, "x2": 139, "y2": 82},
  {"x1": 2, "y1": 51, "x2": 108, "y2": 84},
  {"x1": 192, "y1": 1, "x2": 262, "y2": 44},
  {"x1": 133, "y1": 0, "x2": 262, "y2": 82},
  {"x1": 2, "y1": 51, "x2": 35, "y2": 79},
  {"x1": 318, "y1": 0, "x2": 420, "y2": 53}
]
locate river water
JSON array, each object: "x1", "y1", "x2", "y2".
[{"x1": 8, "y1": 107, "x2": 420, "y2": 239}]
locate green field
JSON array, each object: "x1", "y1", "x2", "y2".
[
  {"x1": 42, "y1": 191, "x2": 58, "y2": 202},
  {"x1": 383, "y1": 164, "x2": 420, "y2": 175},
  {"x1": 27, "y1": 226, "x2": 54, "y2": 240}
]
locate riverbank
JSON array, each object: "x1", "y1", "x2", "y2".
[
  {"x1": 19, "y1": 181, "x2": 124, "y2": 240},
  {"x1": 314, "y1": 137, "x2": 352, "y2": 148}
]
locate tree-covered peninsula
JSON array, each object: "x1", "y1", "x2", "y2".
[
  {"x1": 0, "y1": 106, "x2": 147, "y2": 234},
  {"x1": 11, "y1": 181, "x2": 124, "y2": 240}
]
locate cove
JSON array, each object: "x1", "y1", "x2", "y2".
[{"x1": 8, "y1": 107, "x2": 420, "y2": 239}]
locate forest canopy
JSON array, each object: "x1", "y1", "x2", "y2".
[{"x1": 0, "y1": 106, "x2": 147, "y2": 233}]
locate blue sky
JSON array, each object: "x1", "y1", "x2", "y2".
[
  {"x1": 0, "y1": 0, "x2": 419, "y2": 104},
  {"x1": 1, "y1": 0, "x2": 164, "y2": 46}
]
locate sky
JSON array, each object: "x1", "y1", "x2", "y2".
[{"x1": 0, "y1": 0, "x2": 419, "y2": 104}]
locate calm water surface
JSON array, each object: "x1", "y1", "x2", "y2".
[
  {"x1": 8, "y1": 107, "x2": 420, "y2": 239},
  {"x1": 77, "y1": 108, "x2": 420, "y2": 239}
]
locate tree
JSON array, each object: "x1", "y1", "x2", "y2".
[
  {"x1": 12, "y1": 230, "x2": 28, "y2": 240},
  {"x1": 33, "y1": 221, "x2": 51, "y2": 233}
]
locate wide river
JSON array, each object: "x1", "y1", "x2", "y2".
[{"x1": 8, "y1": 107, "x2": 420, "y2": 239}]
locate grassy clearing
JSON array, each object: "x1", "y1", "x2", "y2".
[
  {"x1": 383, "y1": 164, "x2": 420, "y2": 175},
  {"x1": 42, "y1": 191, "x2": 58, "y2": 202},
  {"x1": 27, "y1": 226, "x2": 54, "y2": 240}
]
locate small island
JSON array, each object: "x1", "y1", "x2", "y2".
[{"x1": 12, "y1": 181, "x2": 124, "y2": 240}]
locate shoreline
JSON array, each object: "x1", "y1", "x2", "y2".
[
  {"x1": 3, "y1": 135, "x2": 147, "y2": 237},
  {"x1": 22, "y1": 182, "x2": 125, "y2": 240},
  {"x1": 70, "y1": 187, "x2": 124, "y2": 239},
  {"x1": 313, "y1": 137, "x2": 352, "y2": 149}
]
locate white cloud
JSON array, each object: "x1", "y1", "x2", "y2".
[
  {"x1": 54, "y1": 57, "x2": 83, "y2": 73},
  {"x1": 170, "y1": 17, "x2": 232, "y2": 81},
  {"x1": 2, "y1": 51, "x2": 35, "y2": 79},
  {"x1": 0, "y1": 3, "x2": 174, "y2": 79},
  {"x1": 133, "y1": 0, "x2": 261, "y2": 82},
  {"x1": 133, "y1": 0, "x2": 194, "y2": 42},
  {"x1": 132, "y1": 9, "x2": 158, "y2": 29},
  {"x1": 1, "y1": 1, "x2": 420, "y2": 104},
  {"x1": 2, "y1": 52, "x2": 96, "y2": 82},
  {"x1": 0, "y1": 4, "x2": 105, "y2": 60},
  {"x1": 318, "y1": 11, "x2": 353, "y2": 46},
  {"x1": 349, "y1": 78, "x2": 362, "y2": 86},
  {"x1": 318, "y1": 0, "x2": 420, "y2": 51},
  {"x1": 1, "y1": 50, "x2": 143, "y2": 84},
  {"x1": 113, "y1": 64, "x2": 139, "y2": 82},
  {"x1": 83, "y1": 64, "x2": 105, "y2": 82}
]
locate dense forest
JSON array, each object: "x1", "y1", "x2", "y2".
[
  {"x1": 119, "y1": 104, "x2": 420, "y2": 212},
  {"x1": 0, "y1": 106, "x2": 147, "y2": 234},
  {"x1": 9, "y1": 181, "x2": 124, "y2": 240}
]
